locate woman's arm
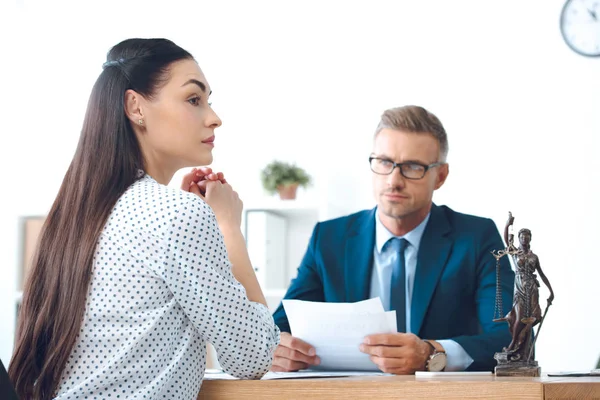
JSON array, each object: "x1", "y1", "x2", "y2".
[
  {"x1": 183, "y1": 172, "x2": 266, "y2": 306},
  {"x1": 219, "y1": 226, "x2": 267, "y2": 306},
  {"x1": 159, "y1": 194, "x2": 279, "y2": 379}
]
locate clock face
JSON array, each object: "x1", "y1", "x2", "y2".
[
  {"x1": 429, "y1": 353, "x2": 447, "y2": 372},
  {"x1": 560, "y1": 0, "x2": 600, "y2": 57}
]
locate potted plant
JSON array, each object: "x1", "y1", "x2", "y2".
[{"x1": 260, "y1": 160, "x2": 311, "y2": 200}]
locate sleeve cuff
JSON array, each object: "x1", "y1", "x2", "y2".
[
  {"x1": 253, "y1": 302, "x2": 281, "y2": 353},
  {"x1": 437, "y1": 339, "x2": 474, "y2": 371}
]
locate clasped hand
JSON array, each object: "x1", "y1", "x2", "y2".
[{"x1": 180, "y1": 167, "x2": 242, "y2": 230}]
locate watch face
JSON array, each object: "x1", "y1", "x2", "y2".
[
  {"x1": 560, "y1": 0, "x2": 600, "y2": 57},
  {"x1": 428, "y1": 353, "x2": 447, "y2": 372}
]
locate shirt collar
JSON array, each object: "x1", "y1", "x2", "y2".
[{"x1": 375, "y1": 208, "x2": 431, "y2": 253}]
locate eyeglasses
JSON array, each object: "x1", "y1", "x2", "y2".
[{"x1": 369, "y1": 157, "x2": 444, "y2": 180}]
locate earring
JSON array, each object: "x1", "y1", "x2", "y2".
[{"x1": 138, "y1": 119, "x2": 144, "y2": 126}]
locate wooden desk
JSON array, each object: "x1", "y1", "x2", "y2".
[{"x1": 198, "y1": 375, "x2": 600, "y2": 400}]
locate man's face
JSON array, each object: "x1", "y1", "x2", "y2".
[{"x1": 371, "y1": 129, "x2": 448, "y2": 221}]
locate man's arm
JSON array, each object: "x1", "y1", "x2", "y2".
[
  {"x1": 272, "y1": 223, "x2": 325, "y2": 333},
  {"x1": 451, "y1": 219, "x2": 515, "y2": 371},
  {"x1": 435, "y1": 340, "x2": 474, "y2": 371},
  {"x1": 361, "y1": 217, "x2": 514, "y2": 374}
]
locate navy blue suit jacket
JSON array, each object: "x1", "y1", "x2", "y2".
[{"x1": 273, "y1": 204, "x2": 515, "y2": 371}]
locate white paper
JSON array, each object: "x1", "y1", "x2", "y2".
[
  {"x1": 282, "y1": 297, "x2": 384, "y2": 317},
  {"x1": 282, "y1": 298, "x2": 397, "y2": 371},
  {"x1": 415, "y1": 371, "x2": 493, "y2": 378},
  {"x1": 203, "y1": 371, "x2": 238, "y2": 380},
  {"x1": 203, "y1": 370, "x2": 391, "y2": 380},
  {"x1": 263, "y1": 370, "x2": 390, "y2": 380}
]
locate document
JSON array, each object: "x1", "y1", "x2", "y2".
[
  {"x1": 546, "y1": 369, "x2": 600, "y2": 377},
  {"x1": 262, "y1": 370, "x2": 390, "y2": 380},
  {"x1": 203, "y1": 370, "x2": 390, "y2": 380},
  {"x1": 415, "y1": 371, "x2": 493, "y2": 378},
  {"x1": 282, "y1": 297, "x2": 385, "y2": 316},
  {"x1": 282, "y1": 298, "x2": 396, "y2": 371}
]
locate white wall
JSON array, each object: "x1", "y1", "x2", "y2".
[{"x1": 1, "y1": 0, "x2": 598, "y2": 372}]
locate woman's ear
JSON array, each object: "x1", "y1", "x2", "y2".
[{"x1": 124, "y1": 89, "x2": 145, "y2": 127}]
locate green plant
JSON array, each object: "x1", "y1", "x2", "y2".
[{"x1": 260, "y1": 160, "x2": 311, "y2": 195}]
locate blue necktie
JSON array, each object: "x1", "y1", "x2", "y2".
[{"x1": 389, "y1": 238, "x2": 408, "y2": 333}]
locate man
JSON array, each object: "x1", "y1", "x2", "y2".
[{"x1": 272, "y1": 105, "x2": 515, "y2": 374}]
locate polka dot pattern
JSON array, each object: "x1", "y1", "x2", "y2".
[{"x1": 54, "y1": 175, "x2": 280, "y2": 399}]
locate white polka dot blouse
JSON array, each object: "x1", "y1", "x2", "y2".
[{"x1": 54, "y1": 174, "x2": 280, "y2": 399}]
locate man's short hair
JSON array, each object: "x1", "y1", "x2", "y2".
[{"x1": 375, "y1": 105, "x2": 449, "y2": 161}]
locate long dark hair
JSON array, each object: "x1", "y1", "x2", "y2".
[{"x1": 8, "y1": 38, "x2": 192, "y2": 399}]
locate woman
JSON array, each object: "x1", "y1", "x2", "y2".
[
  {"x1": 499, "y1": 213, "x2": 554, "y2": 362},
  {"x1": 9, "y1": 38, "x2": 280, "y2": 399}
]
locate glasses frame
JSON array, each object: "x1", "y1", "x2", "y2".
[{"x1": 369, "y1": 157, "x2": 444, "y2": 180}]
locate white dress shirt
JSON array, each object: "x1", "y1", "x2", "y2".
[
  {"x1": 369, "y1": 211, "x2": 473, "y2": 371},
  {"x1": 54, "y1": 174, "x2": 280, "y2": 399}
]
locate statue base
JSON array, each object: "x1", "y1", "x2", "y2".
[{"x1": 494, "y1": 352, "x2": 541, "y2": 377}]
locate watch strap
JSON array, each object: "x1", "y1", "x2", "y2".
[
  {"x1": 423, "y1": 340, "x2": 447, "y2": 372},
  {"x1": 424, "y1": 339, "x2": 446, "y2": 354}
]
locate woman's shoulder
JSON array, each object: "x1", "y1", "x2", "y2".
[{"x1": 118, "y1": 176, "x2": 214, "y2": 223}]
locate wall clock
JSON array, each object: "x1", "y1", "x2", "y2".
[{"x1": 560, "y1": 0, "x2": 600, "y2": 57}]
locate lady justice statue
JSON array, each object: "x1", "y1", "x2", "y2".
[{"x1": 491, "y1": 212, "x2": 554, "y2": 376}]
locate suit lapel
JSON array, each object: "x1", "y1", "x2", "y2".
[
  {"x1": 345, "y1": 208, "x2": 377, "y2": 302},
  {"x1": 411, "y1": 204, "x2": 453, "y2": 335}
]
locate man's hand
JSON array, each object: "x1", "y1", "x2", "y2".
[
  {"x1": 359, "y1": 333, "x2": 432, "y2": 374},
  {"x1": 271, "y1": 332, "x2": 320, "y2": 372}
]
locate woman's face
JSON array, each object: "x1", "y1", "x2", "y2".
[{"x1": 134, "y1": 59, "x2": 222, "y2": 177}]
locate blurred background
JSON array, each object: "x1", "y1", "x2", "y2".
[{"x1": 1, "y1": 0, "x2": 598, "y2": 372}]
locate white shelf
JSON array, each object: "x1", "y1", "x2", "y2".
[
  {"x1": 264, "y1": 288, "x2": 287, "y2": 298},
  {"x1": 245, "y1": 198, "x2": 319, "y2": 209},
  {"x1": 241, "y1": 198, "x2": 353, "y2": 310},
  {"x1": 243, "y1": 199, "x2": 321, "y2": 219}
]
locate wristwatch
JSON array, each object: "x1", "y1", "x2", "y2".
[{"x1": 423, "y1": 340, "x2": 447, "y2": 372}]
